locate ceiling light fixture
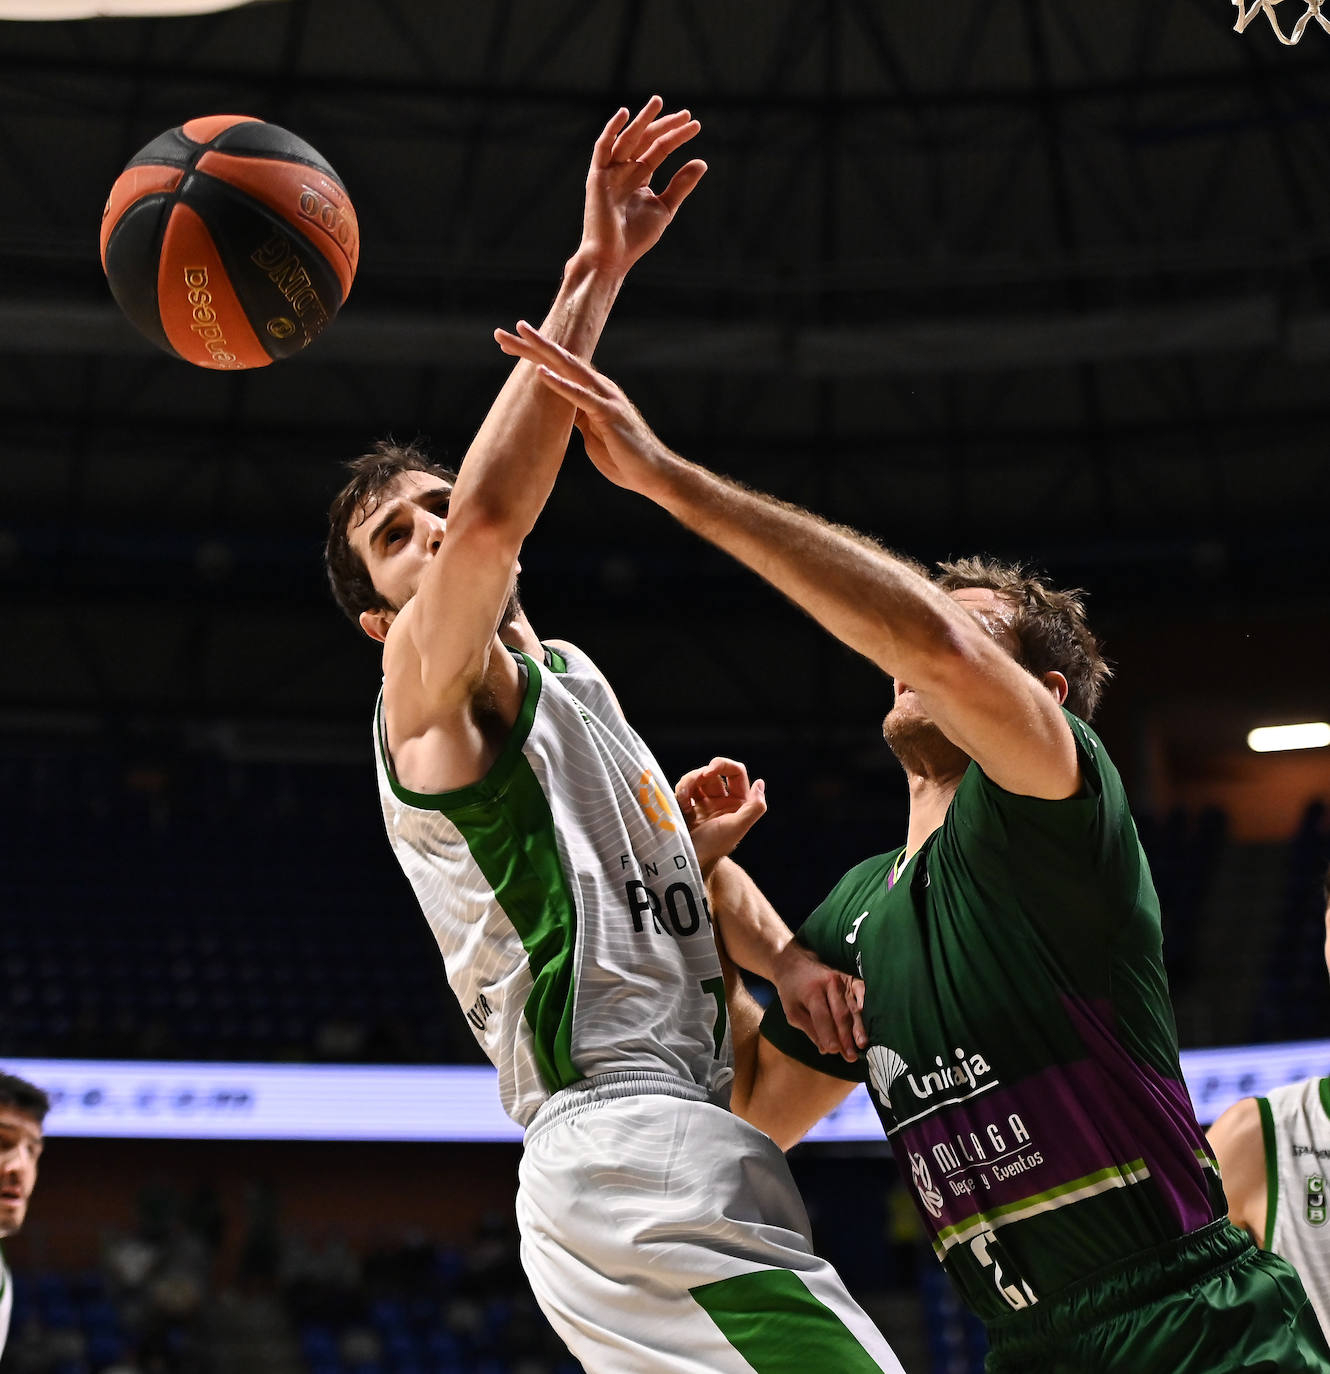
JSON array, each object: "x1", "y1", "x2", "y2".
[{"x1": 1246, "y1": 722, "x2": 1330, "y2": 753}]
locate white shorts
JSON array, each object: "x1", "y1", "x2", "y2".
[{"x1": 516, "y1": 1072, "x2": 905, "y2": 1374}]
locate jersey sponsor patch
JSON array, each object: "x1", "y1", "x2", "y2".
[
  {"x1": 1306, "y1": 1174, "x2": 1327, "y2": 1226},
  {"x1": 866, "y1": 1044, "x2": 910, "y2": 1110}
]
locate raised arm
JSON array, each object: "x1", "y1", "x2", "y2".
[
  {"x1": 493, "y1": 327, "x2": 1078, "y2": 800},
  {"x1": 382, "y1": 100, "x2": 705, "y2": 733}
]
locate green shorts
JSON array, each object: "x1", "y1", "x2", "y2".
[{"x1": 984, "y1": 1219, "x2": 1330, "y2": 1374}]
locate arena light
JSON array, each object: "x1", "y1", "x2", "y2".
[
  {"x1": 0, "y1": 1, "x2": 279, "y2": 17},
  {"x1": 1246, "y1": 722, "x2": 1330, "y2": 753}
]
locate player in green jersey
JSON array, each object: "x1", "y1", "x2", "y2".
[
  {"x1": 0, "y1": 1072, "x2": 49, "y2": 1362},
  {"x1": 494, "y1": 321, "x2": 1330, "y2": 1372}
]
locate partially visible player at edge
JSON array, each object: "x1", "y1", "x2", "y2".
[
  {"x1": 323, "y1": 101, "x2": 904, "y2": 1373},
  {"x1": 0, "y1": 1072, "x2": 49, "y2": 1361},
  {"x1": 1209, "y1": 861, "x2": 1330, "y2": 1340},
  {"x1": 493, "y1": 319, "x2": 1330, "y2": 1373}
]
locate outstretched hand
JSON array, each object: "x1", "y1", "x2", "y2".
[
  {"x1": 581, "y1": 95, "x2": 706, "y2": 274},
  {"x1": 492, "y1": 321, "x2": 674, "y2": 498},
  {"x1": 674, "y1": 756, "x2": 766, "y2": 873}
]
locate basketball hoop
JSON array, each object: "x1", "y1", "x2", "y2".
[{"x1": 1233, "y1": 0, "x2": 1330, "y2": 43}]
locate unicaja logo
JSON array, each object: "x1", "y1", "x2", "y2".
[
  {"x1": 866, "y1": 1045, "x2": 910, "y2": 1111},
  {"x1": 907, "y1": 1047, "x2": 994, "y2": 1102}
]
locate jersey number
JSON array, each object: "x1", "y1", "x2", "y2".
[
  {"x1": 701, "y1": 976, "x2": 727, "y2": 1059},
  {"x1": 969, "y1": 1229, "x2": 1038, "y2": 1311}
]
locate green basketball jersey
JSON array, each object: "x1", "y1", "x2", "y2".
[{"x1": 762, "y1": 711, "x2": 1225, "y2": 1324}]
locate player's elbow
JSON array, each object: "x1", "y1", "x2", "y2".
[{"x1": 892, "y1": 616, "x2": 987, "y2": 698}]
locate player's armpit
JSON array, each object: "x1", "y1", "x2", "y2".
[
  {"x1": 732, "y1": 1035, "x2": 857, "y2": 1152},
  {"x1": 380, "y1": 607, "x2": 526, "y2": 795},
  {"x1": 1206, "y1": 1096, "x2": 1268, "y2": 1245}
]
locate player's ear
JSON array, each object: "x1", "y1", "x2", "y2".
[
  {"x1": 1041, "y1": 670, "x2": 1069, "y2": 706},
  {"x1": 359, "y1": 607, "x2": 395, "y2": 644}
]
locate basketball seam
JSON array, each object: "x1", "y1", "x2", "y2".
[
  {"x1": 180, "y1": 169, "x2": 351, "y2": 306},
  {"x1": 104, "y1": 192, "x2": 181, "y2": 362},
  {"x1": 128, "y1": 147, "x2": 346, "y2": 188},
  {"x1": 125, "y1": 144, "x2": 344, "y2": 192}
]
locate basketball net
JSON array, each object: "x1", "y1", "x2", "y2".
[{"x1": 1233, "y1": 0, "x2": 1330, "y2": 43}]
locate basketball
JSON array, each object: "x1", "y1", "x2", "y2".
[{"x1": 99, "y1": 115, "x2": 359, "y2": 370}]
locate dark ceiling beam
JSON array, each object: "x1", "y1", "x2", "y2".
[
  {"x1": 0, "y1": 294, "x2": 1286, "y2": 369},
  {"x1": 7, "y1": 52, "x2": 1330, "y2": 119},
  {"x1": 3, "y1": 399, "x2": 1328, "y2": 492}
]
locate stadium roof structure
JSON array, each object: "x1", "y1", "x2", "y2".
[{"x1": 0, "y1": 0, "x2": 1327, "y2": 783}]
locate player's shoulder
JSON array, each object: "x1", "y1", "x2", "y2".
[
  {"x1": 538, "y1": 638, "x2": 584, "y2": 673},
  {"x1": 816, "y1": 851, "x2": 900, "y2": 912},
  {"x1": 537, "y1": 640, "x2": 627, "y2": 721},
  {"x1": 1062, "y1": 707, "x2": 1110, "y2": 762},
  {"x1": 1210, "y1": 1093, "x2": 1263, "y2": 1138},
  {"x1": 1265, "y1": 1074, "x2": 1325, "y2": 1113}
]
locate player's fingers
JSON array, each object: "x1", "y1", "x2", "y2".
[
  {"x1": 505, "y1": 319, "x2": 574, "y2": 366},
  {"x1": 690, "y1": 758, "x2": 749, "y2": 803},
  {"x1": 641, "y1": 108, "x2": 692, "y2": 136},
  {"x1": 824, "y1": 983, "x2": 859, "y2": 1061},
  {"x1": 534, "y1": 366, "x2": 599, "y2": 409},
  {"x1": 591, "y1": 107, "x2": 631, "y2": 168},
  {"x1": 674, "y1": 766, "x2": 709, "y2": 807},
  {"x1": 656, "y1": 160, "x2": 708, "y2": 216},
  {"x1": 709, "y1": 758, "x2": 750, "y2": 793},
  {"x1": 496, "y1": 326, "x2": 600, "y2": 394},
  {"x1": 614, "y1": 94, "x2": 665, "y2": 160},
  {"x1": 496, "y1": 333, "x2": 599, "y2": 408},
  {"x1": 511, "y1": 321, "x2": 605, "y2": 390},
  {"x1": 636, "y1": 118, "x2": 701, "y2": 175},
  {"x1": 636, "y1": 110, "x2": 693, "y2": 156},
  {"x1": 730, "y1": 783, "x2": 767, "y2": 834},
  {"x1": 800, "y1": 997, "x2": 841, "y2": 1058}
]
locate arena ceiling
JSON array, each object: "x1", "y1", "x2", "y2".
[{"x1": 1, "y1": 0, "x2": 1327, "y2": 787}]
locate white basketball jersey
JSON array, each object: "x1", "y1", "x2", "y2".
[
  {"x1": 374, "y1": 642, "x2": 733, "y2": 1127},
  {"x1": 0, "y1": 1247, "x2": 12, "y2": 1360},
  {"x1": 1260, "y1": 1076, "x2": 1330, "y2": 1337}
]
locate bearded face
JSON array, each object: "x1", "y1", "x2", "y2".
[{"x1": 882, "y1": 688, "x2": 970, "y2": 779}]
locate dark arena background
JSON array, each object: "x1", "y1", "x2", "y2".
[{"x1": 2, "y1": 3, "x2": 1330, "y2": 1372}]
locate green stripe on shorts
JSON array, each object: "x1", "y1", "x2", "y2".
[{"x1": 690, "y1": 1268, "x2": 885, "y2": 1372}]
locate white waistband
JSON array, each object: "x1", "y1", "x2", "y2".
[{"x1": 524, "y1": 1071, "x2": 713, "y2": 1145}]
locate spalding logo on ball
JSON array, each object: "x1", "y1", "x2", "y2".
[{"x1": 99, "y1": 115, "x2": 358, "y2": 370}]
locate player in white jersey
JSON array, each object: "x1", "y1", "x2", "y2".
[
  {"x1": 0, "y1": 1072, "x2": 49, "y2": 1360},
  {"x1": 324, "y1": 100, "x2": 904, "y2": 1373},
  {"x1": 1209, "y1": 862, "x2": 1330, "y2": 1337}
]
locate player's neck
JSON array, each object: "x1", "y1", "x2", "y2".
[
  {"x1": 903, "y1": 773, "x2": 963, "y2": 858},
  {"x1": 497, "y1": 614, "x2": 542, "y2": 658}
]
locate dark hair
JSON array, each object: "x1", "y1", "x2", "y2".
[
  {"x1": 0, "y1": 1072, "x2": 50, "y2": 1124},
  {"x1": 325, "y1": 439, "x2": 458, "y2": 624},
  {"x1": 934, "y1": 555, "x2": 1112, "y2": 721}
]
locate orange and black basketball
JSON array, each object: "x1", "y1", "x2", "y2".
[{"x1": 99, "y1": 115, "x2": 359, "y2": 370}]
